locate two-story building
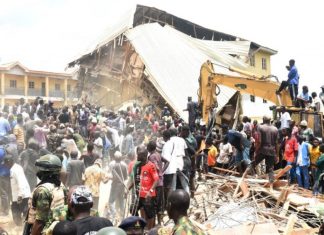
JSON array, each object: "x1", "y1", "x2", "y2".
[
  {"x1": 0, "y1": 61, "x2": 78, "y2": 107},
  {"x1": 240, "y1": 44, "x2": 278, "y2": 121}
]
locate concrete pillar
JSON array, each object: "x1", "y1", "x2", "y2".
[
  {"x1": 24, "y1": 75, "x2": 28, "y2": 102},
  {"x1": 45, "y1": 76, "x2": 49, "y2": 97},
  {"x1": 1, "y1": 73, "x2": 5, "y2": 107},
  {"x1": 64, "y1": 78, "x2": 68, "y2": 105}
]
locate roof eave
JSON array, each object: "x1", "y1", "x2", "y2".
[{"x1": 259, "y1": 46, "x2": 277, "y2": 55}]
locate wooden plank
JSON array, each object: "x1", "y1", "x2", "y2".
[
  {"x1": 212, "y1": 166, "x2": 240, "y2": 175},
  {"x1": 259, "y1": 168, "x2": 284, "y2": 179},
  {"x1": 233, "y1": 167, "x2": 249, "y2": 197},
  {"x1": 239, "y1": 180, "x2": 250, "y2": 198},
  {"x1": 276, "y1": 187, "x2": 291, "y2": 207},
  {"x1": 280, "y1": 200, "x2": 290, "y2": 217},
  {"x1": 273, "y1": 180, "x2": 288, "y2": 188},
  {"x1": 290, "y1": 228, "x2": 318, "y2": 235},
  {"x1": 264, "y1": 165, "x2": 292, "y2": 187},
  {"x1": 283, "y1": 214, "x2": 297, "y2": 235}
]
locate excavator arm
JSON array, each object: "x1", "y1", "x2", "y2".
[{"x1": 199, "y1": 60, "x2": 292, "y2": 124}]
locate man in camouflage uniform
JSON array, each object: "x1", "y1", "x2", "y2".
[
  {"x1": 44, "y1": 186, "x2": 99, "y2": 235},
  {"x1": 24, "y1": 154, "x2": 67, "y2": 235},
  {"x1": 167, "y1": 190, "x2": 203, "y2": 235}
]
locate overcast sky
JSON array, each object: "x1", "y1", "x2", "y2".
[{"x1": 1, "y1": 0, "x2": 323, "y2": 94}]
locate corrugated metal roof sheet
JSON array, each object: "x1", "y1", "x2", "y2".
[{"x1": 125, "y1": 23, "x2": 242, "y2": 120}]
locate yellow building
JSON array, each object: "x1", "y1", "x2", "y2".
[
  {"x1": 247, "y1": 45, "x2": 277, "y2": 77},
  {"x1": 0, "y1": 61, "x2": 78, "y2": 107}
]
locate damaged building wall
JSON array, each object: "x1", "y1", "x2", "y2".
[{"x1": 75, "y1": 36, "x2": 169, "y2": 112}]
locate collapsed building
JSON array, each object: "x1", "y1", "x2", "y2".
[{"x1": 67, "y1": 4, "x2": 277, "y2": 124}]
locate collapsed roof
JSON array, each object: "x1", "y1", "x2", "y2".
[{"x1": 68, "y1": 4, "x2": 276, "y2": 120}]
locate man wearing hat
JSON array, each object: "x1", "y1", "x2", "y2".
[
  {"x1": 26, "y1": 154, "x2": 66, "y2": 235},
  {"x1": 252, "y1": 115, "x2": 279, "y2": 190},
  {"x1": 300, "y1": 120, "x2": 314, "y2": 143},
  {"x1": 70, "y1": 185, "x2": 112, "y2": 235},
  {"x1": 43, "y1": 186, "x2": 100, "y2": 235},
  {"x1": 119, "y1": 216, "x2": 146, "y2": 235}
]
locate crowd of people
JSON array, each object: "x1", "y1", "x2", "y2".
[
  {"x1": 0, "y1": 97, "x2": 206, "y2": 235},
  {"x1": 0, "y1": 59, "x2": 323, "y2": 235}
]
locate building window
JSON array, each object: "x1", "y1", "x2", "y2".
[
  {"x1": 250, "y1": 95, "x2": 255, "y2": 102},
  {"x1": 263, "y1": 99, "x2": 267, "y2": 103},
  {"x1": 67, "y1": 84, "x2": 71, "y2": 92},
  {"x1": 29, "y1": 81, "x2": 35, "y2": 89},
  {"x1": 10, "y1": 80, "x2": 17, "y2": 88},
  {"x1": 55, "y1": 84, "x2": 60, "y2": 90},
  {"x1": 250, "y1": 55, "x2": 255, "y2": 67},
  {"x1": 262, "y1": 58, "x2": 267, "y2": 70}
]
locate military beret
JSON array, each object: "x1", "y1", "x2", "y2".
[{"x1": 119, "y1": 216, "x2": 146, "y2": 230}]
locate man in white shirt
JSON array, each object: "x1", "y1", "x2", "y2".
[
  {"x1": 311, "y1": 92, "x2": 324, "y2": 113},
  {"x1": 119, "y1": 113, "x2": 126, "y2": 131},
  {"x1": 162, "y1": 128, "x2": 189, "y2": 196},
  {"x1": 107, "y1": 126, "x2": 120, "y2": 151},
  {"x1": 93, "y1": 131, "x2": 103, "y2": 158},
  {"x1": 280, "y1": 106, "x2": 292, "y2": 130},
  {"x1": 3, "y1": 155, "x2": 31, "y2": 226}
]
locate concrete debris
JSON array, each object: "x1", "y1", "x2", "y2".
[{"x1": 188, "y1": 170, "x2": 324, "y2": 234}]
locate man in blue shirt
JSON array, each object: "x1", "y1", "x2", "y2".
[
  {"x1": 296, "y1": 86, "x2": 312, "y2": 108},
  {"x1": 0, "y1": 146, "x2": 10, "y2": 216},
  {"x1": 276, "y1": 59, "x2": 299, "y2": 102},
  {"x1": 0, "y1": 113, "x2": 11, "y2": 137}
]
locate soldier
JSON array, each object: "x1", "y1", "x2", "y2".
[
  {"x1": 24, "y1": 154, "x2": 67, "y2": 235},
  {"x1": 167, "y1": 190, "x2": 203, "y2": 235}
]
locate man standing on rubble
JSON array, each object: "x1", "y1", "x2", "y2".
[
  {"x1": 252, "y1": 115, "x2": 279, "y2": 190},
  {"x1": 183, "y1": 97, "x2": 197, "y2": 132}
]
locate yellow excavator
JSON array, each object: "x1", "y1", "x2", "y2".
[
  {"x1": 198, "y1": 60, "x2": 324, "y2": 139},
  {"x1": 199, "y1": 60, "x2": 292, "y2": 124}
]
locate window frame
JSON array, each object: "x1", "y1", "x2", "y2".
[
  {"x1": 250, "y1": 55, "x2": 255, "y2": 67},
  {"x1": 28, "y1": 81, "x2": 35, "y2": 89},
  {"x1": 9, "y1": 80, "x2": 17, "y2": 88},
  {"x1": 261, "y1": 57, "x2": 267, "y2": 70},
  {"x1": 55, "y1": 83, "x2": 61, "y2": 91}
]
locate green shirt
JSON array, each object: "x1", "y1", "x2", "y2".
[
  {"x1": 172, "y1": 216, "x2": 204, "y2": 235},
  {"x1": 316, "y1": 154, "x2": 324, "y2": 181}
]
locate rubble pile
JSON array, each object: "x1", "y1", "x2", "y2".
[{"x1": 189, "y1": 169, "x2": 324, "y2": 235}]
